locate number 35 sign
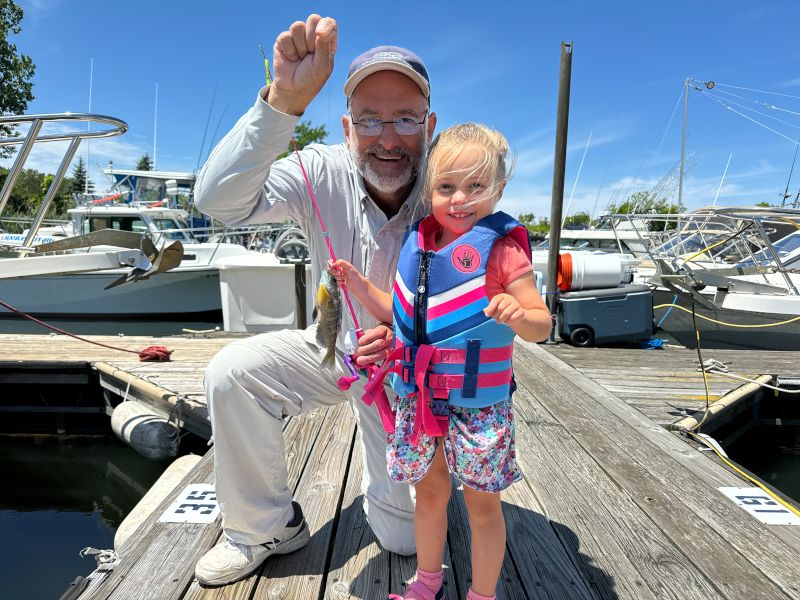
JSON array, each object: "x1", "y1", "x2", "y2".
[{"x1": 159, "y1": 484, "x2": 220, "y2": 524}]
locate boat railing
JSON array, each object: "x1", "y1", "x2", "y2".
[
  {"x1": 603, "y1": 210, "x2": 800, "y2": 294},
  {"x1": 0, "y1": 112, "x2": 128, "y2": 251}
]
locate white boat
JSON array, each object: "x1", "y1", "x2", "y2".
[
  {"x1": 0, "y1": 113, "x2": 309, "y2": 321},
  {"x1": 0, "y1": 203, "x2": 253, "y2": 318},
  {"x1": 614, "y1": 207, "x2": 800, "y2": 350}
]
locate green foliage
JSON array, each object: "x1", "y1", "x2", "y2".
[
  {"x1": 755, "y1": 201, "x2": 772, "y2": 207},
  {"x1": 277, "y1": 121, "x2": 328, "y2": 160},
  {"x1": 563, "y1": 211, "x2": 591, "y2": 228},
  {"x1": 135, "y1": 154, "x2": 153, "y2": 171},
  {"x1": 608, "y1": 191, "x2": 683, "y2": 231},
  {"x1": 70, "y1": 157, "x2": 94, "y2": 195},
  {"x1": 0, "y1": 166, "x2": 71, "y2": 218},
  {"x1": 517, "y1": 212, "x2": 550, "y2": 234},
  {"x1": 0, "y1": 0, "x2": 36, "y2": 159}
]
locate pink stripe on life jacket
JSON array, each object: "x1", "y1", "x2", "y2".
[
  {"x1": 393, "y1": 280, "x2": 414, "y2": 317},
  {"x1": 426, "y1": 283, "x2": 487, "y2": 320}
]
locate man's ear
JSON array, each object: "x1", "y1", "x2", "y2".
[
  {"x1": 342, "y1": 114, "x2": 352, "y2": 145},
  {"x1": 426, "y1": 111, "x2": 437, "y2": 142}
]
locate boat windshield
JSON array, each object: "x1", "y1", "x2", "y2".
[
  {"x1": 82, "y1": 215, "x2": 147, "y2": 234},
  {"x1": 152, "y1": 217, "x2": 195, "y2": 241},
  {"x1": 737, "y1": 232, "x2": 800, "y2": 268}
]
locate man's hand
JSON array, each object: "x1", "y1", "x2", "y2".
[
  {"x1": 268, "y1": 14, "x2": 337, "y2": 116},
  {"x1": 354, "y1": 324, "x2": 393, "y2": 366}
]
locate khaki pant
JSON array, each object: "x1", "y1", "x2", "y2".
[{"x1": 204, "y1": 326, "x2": 415, "y2": 554}]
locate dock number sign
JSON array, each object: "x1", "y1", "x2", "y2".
[
  {"x1": 159, "y1": 483, "x2": 220, "y2": 524},
  {"x1": 719, "y1": 487, "x2": 800, "y2": 526}
]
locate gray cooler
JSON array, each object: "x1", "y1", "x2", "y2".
[{"x1": 558, "y1": 283, "x2": 654, "y2": 346}]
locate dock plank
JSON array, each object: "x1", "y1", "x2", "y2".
[
  {"x1": 514, "y1": 381, "x2": 725, "y2": 599},
  {"x1": 4, "y1": 333, "x2": 799, "y2": 599},
  {"x1": 253, "y1": 402, "x2": 357, "y2": 599},
  {"x1": 519, "y1": 342, "x2": 800, "y2": 599},
  {"x1": 180, "y1": 406, "x2": 329, "y2": 600}
]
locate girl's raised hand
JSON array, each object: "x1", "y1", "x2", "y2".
[
  {"x1": 483, "y1": 293, "x2": 525, "y2": 325},
  {"x1": 327, "y1": 259, "x2": 363, "y2": 291}
]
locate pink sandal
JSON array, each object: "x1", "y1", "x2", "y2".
[{"x1": 387, "y1": 580, "x2": 444, "y2": 600}]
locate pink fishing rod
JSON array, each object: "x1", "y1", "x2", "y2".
[{"x1": 265, "y1": 54, "x2": 376, "y2": 390}]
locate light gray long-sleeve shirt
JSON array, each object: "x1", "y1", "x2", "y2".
[{"x1": 194, "y1": 86, "x2": 424, "y2": 340}]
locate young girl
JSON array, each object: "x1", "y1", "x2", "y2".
[{"x1": 331, "y1": 123, "x2": 551, "y2": 600}]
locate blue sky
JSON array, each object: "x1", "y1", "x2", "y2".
[{"x1": 6, "y1": 0, "x2": 800, "y2": 220}]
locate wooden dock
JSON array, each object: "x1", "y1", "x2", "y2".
[{"x1": 3, "y1": 333, "x2": 800, "y2": 599}]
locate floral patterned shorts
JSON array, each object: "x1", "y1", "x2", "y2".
[{"x1": 386, "y1": 395, "x2": 523, "y2": 493}]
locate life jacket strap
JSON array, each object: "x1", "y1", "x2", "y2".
[
  {"x1": 411, "y1": 344, "x2": 448, "y2": 444},
  {"x1": 361, "y1": 345, "x2": 406, "y2": 434},
  {"x1": 399, "y1": 343, "x2": 513, "y2": 365}
]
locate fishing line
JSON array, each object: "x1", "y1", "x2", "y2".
[{"x1": 261, "y1": 46, "x2": 362, "y2": 331}]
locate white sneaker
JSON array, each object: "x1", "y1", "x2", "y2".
[{"x1": 195, "y1": 501, "x2": 310, "y2": 586}]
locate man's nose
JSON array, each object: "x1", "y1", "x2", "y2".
[{"x1": 376, "y1": 123, "x2": 402, "y2": 149}]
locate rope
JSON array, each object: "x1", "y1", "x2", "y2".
[
  {"x1": 653, "y1": 303, "x2": 800, "y2": 328},
  {"x1": 686, "y1": 430, "x2": 800, "y2": 518},
  {"x1": 712, "y1": 82, "x2": 800, "y2": 101},
  {"x1": 0, "y1": 297, "x2": 172, "y2": 361},
  {"x1": 79, "y1": 547, "x2": 119, "y2": 572},
  {"x1": 698, "y1": 359, "x2": 800, "y2": 394},
  {"x1": 703, "y1": 90, "x2": 800, "y2": 131},
  {"x1": 677, "y1": 299, "x2": 800, "y2": 518},
  {"x1": 697, "y1": 92, "x2": 800, "y2": 146}
]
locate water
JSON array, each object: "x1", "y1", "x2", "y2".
[
  {"x1": 727, "y1": 425, "x2": 800, "y2": 503},
  {"x1": 0, "y1": 436, "x2": 166, "y2": 600}
]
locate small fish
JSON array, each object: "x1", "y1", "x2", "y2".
[{"x1": 316, "y1": 270, "x2": 342, "y2": 367}]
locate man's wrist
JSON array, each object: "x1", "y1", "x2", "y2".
[{"x1": 266, "y1": 85, "x2": 307, "y2": 117}]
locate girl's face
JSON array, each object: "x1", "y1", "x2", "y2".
[{"x1": 430, "y1": 145, "x2": 502, "y2": 246}]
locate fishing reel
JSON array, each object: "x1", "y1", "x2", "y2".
[{"x1": 337, "y1": 328, "x2": 382, "y2": 390}]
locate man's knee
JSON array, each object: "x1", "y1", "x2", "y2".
[{"x1": 205, "y1": 340, "x2": 278, "y2": 394}]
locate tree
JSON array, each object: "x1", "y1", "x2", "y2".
[
  {"x1": 563, "y1": 211, "x2": 591, "y2": 228},
  {"x1": 755, "y1": 201, "x2": 772, "y2": 207},
  {"x1": 517, "y1": 212, "x2": 550, "y2": 235},
  {"x1": 276, "y1": 121, "x2": 327, "y2": 160},
  {"x1": 135, "y1": 154, "x2": 153, "y2": 171},
  {"x1": 608, "y1": 191, "x2": 683, "y2": 231},
  {"x1": 70, "y1": 157, "x2": 94, "y2": 195},
  {"x1": 0, "y1": 0, "x2": 35, "y2": 159},
  {"x1": 0, "y1": 166, "x2": 70, "y2": 218}
]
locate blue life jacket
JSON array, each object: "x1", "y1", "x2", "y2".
[{"x1": 359, "y1": 211, "x2": 531, "y2": 440}]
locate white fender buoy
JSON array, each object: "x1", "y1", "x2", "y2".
[{"x1": 111, "y1": 400, "x2": 179, "y2": 462}]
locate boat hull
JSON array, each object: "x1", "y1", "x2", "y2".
[
  {"x1": 0, "y1": 268, "x2": 222, "y2": 318},
  {"x1": 652, "y1": 287, "x2": 800, "y2": 350}
]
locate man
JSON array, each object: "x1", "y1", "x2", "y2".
[{"x1": 193, "y1": 14, "x2": 437, "y2": 586}]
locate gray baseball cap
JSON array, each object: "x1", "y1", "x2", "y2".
[{"x1": 344, "y1": 46, "x2": 430, "y2": 99}]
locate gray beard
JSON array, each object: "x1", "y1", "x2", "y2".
[{"x1": 349, "y1": 144, "x2": 423, "y2": 195}]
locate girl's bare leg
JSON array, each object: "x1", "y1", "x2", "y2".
[
  {"x1": 413, "y1": 442, "x2": 451, "y2": 572},
  {"x1": 462, "y1": 486, "x2": 504, "y2": 597}
]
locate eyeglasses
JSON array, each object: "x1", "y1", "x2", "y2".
[{"x1": 350, "y1": 112, "x2": 428, "y2": 136}]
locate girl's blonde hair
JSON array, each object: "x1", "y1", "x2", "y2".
[{"x1": 423, "y1": 123, "x2": 514, "y2": 208}]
